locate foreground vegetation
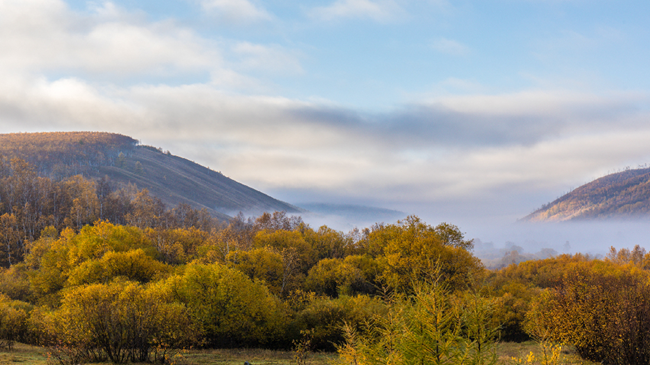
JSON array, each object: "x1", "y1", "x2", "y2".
[
  {"x1": 1, "y1": 342, "x2": 597, "y2": 365},
  {"x1": 2, "y1": 157, "x2": 650, "y2": 364}
]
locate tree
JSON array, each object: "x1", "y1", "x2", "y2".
[
  {"x1": 360, "y1": 216, "x2": 483, "y2": 293},
  {"x1": 39, "y1": 281, "x2": 197, "y2": 364},
  {"x1": 254, "y1": 229, "x2": 316, "y2": 296},
  {"x1": 163, "y1": 262, "x2": 286, "y2": 347},
  {"x1": 125, "y1": 190, "x2": 165, "y2": 229},
  {"x1": 338, "y1": 280, "x2": 499, "y2": 365},
  {"x1": 530, "y1": 260, "x2": 650, "y2": 365},
  {"x1": 0, "y1": 294, "x2": 30, "y2": 349},
  {"x1": 115, "y1": 152, "x2": 126, "y2": 168},
  {"x1": 0, "y1": 214, "x2": 20, "y2": 267}
]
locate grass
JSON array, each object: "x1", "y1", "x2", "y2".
[
  {"x1": 497, "y1": 341, "x2": 597, "y2": 364},
  {"x1": 178, "y1": 348, "x2": 337, "y2": 365},
  {"x1": 0, "y1": 343, "x2": 47, "y2": 365},
  {"x1": 0, "y1": 342, "x2": 597, "y2": 365}
]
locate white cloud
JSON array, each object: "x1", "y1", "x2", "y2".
[
  {"x1": 0, "y1": 0, "x2": 220, "y2": 77},
  {"x1": 232, "y1": 42, "x2": 303, "y2": 74},
  {"x1": 1, "y1": 68, "x2": 647, "y2": 211},
  {"x1": 1, "y1": 0, "x2": 649, "y2": 224},
  {"x1": 309, "y1": 0, "x2": 405, "y2": 22},
  {"x1": 199, "y1": 0, "x2": 272, "y2": 23},
  {"x1": 431, "y1": 37, "x2": 470, "y2": 56},
  {"x1": 0, "y1": 0, "x2": 303, "y2": 92}
]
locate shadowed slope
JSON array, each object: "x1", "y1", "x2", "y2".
[
  {"x1": 94, "y1": 147, "x2": 300, "y2": 218},
  {"x1": 0, "y1": 132, "x2": 300, "y2": 219}
]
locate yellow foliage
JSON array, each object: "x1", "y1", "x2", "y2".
[{"x1": 163, "y1": 262, "x2": 287, "y2": 347}]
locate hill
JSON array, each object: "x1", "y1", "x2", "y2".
[
  {"x1": 523, "y1": 167, "x2": 650, "y2": 221},
  {"x1": 297, "y1": 202, "x2": 405, "y2": 226},
  {"x1": 0, "y1": 132, "x2": 300, "y2": 219}
]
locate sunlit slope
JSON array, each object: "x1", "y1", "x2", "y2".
[
  {"x1": 524, "y1": 168, "x2": 650, "y2": 221},
  {"x1": 0, "y1": 132, "x2": 300, "y2": 219}
]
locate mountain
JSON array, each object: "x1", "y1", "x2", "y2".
[
  {"x1": 523, "y1": 167, "x2": 650, "y2": 222},
  {"x1": 0, "y1": 132, "x2": 300, "y2": 219},
  {"x1": 297, "y1": 203, "x2": 405, "y2": 224}
]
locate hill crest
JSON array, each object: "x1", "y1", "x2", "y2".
[
  {"x1": 0, "y1": 132, "x2": 299, "y2": 219},
  {"x1": 523, "y1": 167, "x2": 650, "y2": 222}
]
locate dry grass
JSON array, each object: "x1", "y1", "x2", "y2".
[
  {"x1": 496, "y1": 341, "x2": 597, "y2": 364},
  {"x1": 0, "y1": 343, "x2": 47, "y2": 365},
  {"x1": 0, "y1": 342, "x2": 598, "y2": 365},
  {"x1": 178, "y1": 348, "x2": 337, "y2": 365}
]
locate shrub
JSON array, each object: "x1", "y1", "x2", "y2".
[
  {"x1": 0, "y1": 294, "x2": 31, "y2": 349},
  {"x1": 164, "y1": 262, "x2": 287, "y2": 348},
  {"x1": 529, "y1": 261, "x2": 650, "y2": 365},
  {"x1": 294, "y1": 294, "x2": 386, "y2": 351},
  {"x1": 35, "y1": 281, "x2": 197, "y2": 364}
]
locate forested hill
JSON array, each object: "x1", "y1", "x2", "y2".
[
  {"x1": 0, "y1": 132, "x2": 299, "y2": 218},
  {"x1": 523, "y1": 167, "x2": 650, "y2": 221}
]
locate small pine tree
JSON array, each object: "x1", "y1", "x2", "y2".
[{"x1": 116, "y1": 152, "x2": 126, "y2": 168}]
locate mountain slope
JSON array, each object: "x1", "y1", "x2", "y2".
[
  {"x1": 0, "y1": 132, "x2": 300, "y2": 219},
  {"x1": 523, "y1": 167, "x2": 650, "y2": 222}
]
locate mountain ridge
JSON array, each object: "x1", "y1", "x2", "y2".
[
  {"x1": 523, "y1": 167, "x2": 650, "y2": 222},
  {"x1": 0, "y1": 132, "x2": 300, "y2": 219}
]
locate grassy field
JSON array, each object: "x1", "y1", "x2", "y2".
[{"x1": 0, "y1": 342, "x2": 596, "y2": 365}]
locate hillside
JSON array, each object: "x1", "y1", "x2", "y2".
[
  {"x1": 0, "y1": 132, "x2": 300, "y2": 219},
  {"x1": 523, "y1": 167, "x2": 650, "y2": 221}
]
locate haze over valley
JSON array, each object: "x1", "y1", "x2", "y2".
[{"x1": 1, "y1": 0, "x2": 650, "y2": 256}]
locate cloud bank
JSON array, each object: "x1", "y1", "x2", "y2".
[{"x1": 1, "y1": 0, "x2": 649, "y2": 226}]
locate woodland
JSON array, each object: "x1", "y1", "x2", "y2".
[
  {"x1": 525, "y1": 166, "x2": 650, "y2": 221},
  {"x1": 1, "y1": 156, "x2": 650, "y2": 364}
]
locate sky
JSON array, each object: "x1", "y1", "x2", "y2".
[{"x1": 1, "y1": 0, "x2": 650, "y2": 247}]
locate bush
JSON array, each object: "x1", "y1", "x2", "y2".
[
  {"x1": 529, "y1": 261, "x2": 650, "y2": 365},
  {"x1": 293, "y1": 294, "x2": 386, "y2": 351},
  {"x1": 0, "y1": 294, "x2": 32, "y2": 349},
  {"x1": 164, "y1": 262, "x2": 287, "y2": 348},
  {"x1": 35, "y1": 281, "x2": 197, "y2": 364}
]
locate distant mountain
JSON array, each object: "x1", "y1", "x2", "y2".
[
  {"x1": 297, "y1": 203, "x2": 405, "y2": 224},
  {"x1": 0, "y1": 132, "x2": 300, "y2": 219},
  {"x1": 523, "y1": 167, "x2": 650, "y2": 222}
]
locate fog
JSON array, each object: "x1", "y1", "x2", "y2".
[{"x1": 294, "y1": 203, "x2": 650, "y2": 269}]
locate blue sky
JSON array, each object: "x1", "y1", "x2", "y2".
[{"x1": 1, "y1": 0, "x2": 650, "y2": 235}]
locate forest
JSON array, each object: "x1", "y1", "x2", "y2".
[
  {"x1": 525, "y1": 165, "x2": 650, "y2": 221},
  {"x1": 2, "y1": 157, "x2": 650, "y2": 365}
]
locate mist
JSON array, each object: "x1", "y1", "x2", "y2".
[{"x1": 291, "y1": 201, "x2": 650, "y2": 269}]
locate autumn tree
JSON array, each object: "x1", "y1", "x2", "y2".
[
  {"x1": 37, "y1": 281, "x2": 197, "y2": 364},
  {"x1": 163, "y1": 262, "x2": 286, "y2": 347},
  {"x1": 338, "y1": 280, "x2": 499, "y2": 365},
  {"x1": 359, "y1": 216, "x2": 482, "y2": 293},
  {"x1": 530, "y1": 260, "x2": 650, "y2": 365}
]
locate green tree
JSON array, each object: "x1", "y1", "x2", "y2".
[{"x1": 338, "y1": 280, "x2": 499, "y2": 365}]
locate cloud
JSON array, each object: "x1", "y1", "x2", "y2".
[
  {"x1": 232, "y1": 42, "x2": 303, "y2": 74},
  {"x1": 0, "y1": 0, "x2": 219, "y2": 78},
  {"x1": 1, "y1": 70, "x2": 646, "y2": 200},
  {"x1": 2, "y1": 0, "x2": 649, "y2": 224},
  {"x1": 0, "y1": 0, "x2": 303, "y2": 92},
  {"x1": 199, "y1": 0, "x2": 272, "y2": 23},
  {"x1": 431, "y1": 37, "x2": 470, "y2": 56},
  {"x1": 309, "y1": 0, "x2": 405, "y2": 22}
]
